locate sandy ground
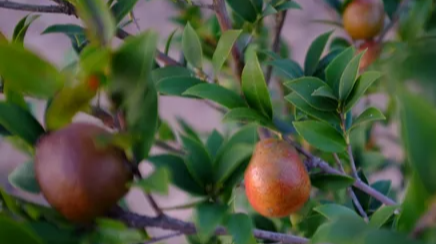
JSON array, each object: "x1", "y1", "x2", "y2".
[{"x1": 0, "y1": 1, "x2": 401, "y2": 243}]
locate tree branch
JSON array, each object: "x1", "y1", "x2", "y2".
[
  {"x1": 213, "y1": 0, "x2": 244, "y2": 80},
  {"x1": 265, "y1": 11, "x2": 288, "y2": 85},
  {"x1": 0, "y1": 1, "x2": 74, "y2": 15},
  {"x1": 111, "y1": 209, "x2": 309, "y2": 244},
  {"x1": 377, "y1": 0, "x2": 412, "y2": 43},
  {"x1": 333, "y1": 153, "x2": 369, "y2": 222}
]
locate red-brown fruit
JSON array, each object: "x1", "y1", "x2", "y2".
[
  {"x1": 358, "y1": 40, "x2": 382, "y2": 70},
  {"x1": 35, "y1": 122, "x2": 132, "y2": 223},
  {"x1": 343, "y1": 0, "x2": 385, "y2": 40},
  {"x1": 244, "y1": 138, "x2": 311, "y2": 218}
]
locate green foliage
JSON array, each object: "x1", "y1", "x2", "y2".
[
  {"x1": 182, "y1": 22, "x2": 203, "y2": 68},
  {"x1": 13, "y1": 15, "x2": 39, "y2": 45},
  {"x1": 212, "y1": 30, "x2": 242, "y2": 74},
  {"x1": 349, "y1": 107, "x2": 385, "y2": 132},
  {"x1": 110, "y1": 0, "x2": 140, "y2": 24},
  {"x1": 184, "y1": 83, "x2": 247, "y2": 109},
  {"x1": 0, "y1": 216, "x2": 44, "y2": 244},
  {"x1": 225, "y1": 213, "x2": 256, "y2": 244},
  {"x1": 305, "y1": 31, "x2": 333, "y2": 76},
  {"x1": 194, "y1": 203, "x2": 228, "y2": 242},
  {"x1": 8, "y1": 161, "x2": 40, "y2": 194},
  {"x1": 293, "y1": 120, "x2": 346, "y2": 152},
  {"x1": 310, "y1": 173, "x2": 355, "y2": 191},
  {"x1": 226, "y1": 0, "x2": 262, "y2": 23},
  {"x1": 133, "y1": 168, "x2": 170, "y2": 195}
]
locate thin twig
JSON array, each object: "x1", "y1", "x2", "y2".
[
  {"x1": 143, "y1": 232, "x2": 184, "y2": 244},
  {"x1": 340, "y1": 113, "x2": 359, "y2": 178},
  {"x1": 112, "y1": 209, "x2": 309, "y2": 244},
  {"x1": 333, "y1": 153, "x2": 369, "y2": 222},
  {"x1": 174, "y1": 0, "x2": 215, "y2": 10},
  {"x1": 0, "y1": 1, "x2": 72, "y2": 14},
  {"x1": 213, "y1": 0, "x2": 244, "y2": 80},
  {"x1": 265, "y1": 11, "x2": 288, "y2": 85},
  {"x1": 377, "y1": 0, "x2": 413, "y2": 43}
]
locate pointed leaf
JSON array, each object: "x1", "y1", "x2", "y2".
[
  {"x1": 148, "y1": 154, "x2": 206, "y2": 196},
  {"x1": 13, "y1": 15, "x2": 40, "y2": 44},
  {"x1": 182, "y1": 22, "x2": 203, "y2": 68},
  {"x1": 184, "y1": 83, "x2": 247, "y2": 109},
  {"x1": 223, "y1": 108, "x2": 274, "y2": 128},
  {"x1": 182, "y1": 136, "x2": 214, "y2": 185},
  {"x1": 157, "y1": 77, "x2": 204, "y2": 96},
  {"x1": 164, "y1": 28, "x2": 178, "y2": 55},
  {"x1": 369, "y1": 206, "x2": 398, "y2": 228},
  {"x1": 195, "y1": 203, "x2": 228, "y2": 242},
  {"x1": 0, "y1": 216, "x2": 44, "y2": 244},
  {"x1": 262, "y1": 4, "x2": 277, "y2": 17},
  {"x1": 134, "y1": 168, "x2": 170, "y2": 195},
  {"x1": 400, "y1": 91, "x2": 436, "y2": 194},
  {"x1": 111, "y1": 0, "x2": 140, "y2": 24},
  {"x1": 226, "y1": 213, "x2": 256, "y2": 244},
  {"x1": 339, "y1": 52, "x2": 365, "y2": 101},
  {"x1": 242, "y1": 48, "x2": 273, "y2": 119},
  {"x1": 293, "y1": 120, "x2": 346, "y2": 152},
  {"x1": 157, "y1": 120, "x2": 176, "y2": 141},
  {"x1": 152, "y1": 66, "x2": 194, "y2": 83},
  {"x1": 285, "y1": 92, "x2": 340, "y2": 125},
  {"x1": 110, "y1": 31, "x2": 159, "y2": 160},
  {"x1": 8, "y1": 161, "x2": 40, "y2": 194},
  {"x1": 312, "y1": 215, "x2": 368, "y2": 244},
  {"x1": 344, "y1": 71, "x2": 381, "y2": 112},
  {"x1": 206, "y1": 130, "x2": 224, "y2": 159},
  {"x1": 266, "y1": 59, "x2": 304, "y2": 80},
  {"x1": 349, "y1": 107, "x2": 385, "y2": 132},
  {"x1": 75, "y1": 0, "x2": 116, "y2": 45},
  {"x1": 0, "y1": 43, "x2": 65, "y2": 98},
  {"x1": 177, "y1": 117, "x2": 202, "y2": 142},
  {"x1": 226, "y1": 0, "x2": 259, "y2": 23},
  {"x1": 325, "y1": 46, "x2": 355, "y2": 96},
  {"x1": 216, "y1": 124, "x2": 258, "y2": 160},
  {"x1": 275, "y1": 1, "x2": 302, "y2": 11},
  {"x1": 285, "y1": 77, "x2": 338, "y2": 111},
  {"x1": 314, "y1": 204, "x2": 360, "y2": 220},
  {"x1": 305, "y1": 31, "x2": 333, "y2": 76},
  {"x1": 214, "y1": 144, "x2": 253, "y2": 184},
  {"x1": 312, "y1": 85, "x2": 337, "y2": 100},
  {"x1": 310, "y1": 173, "x2": 355, "y2": 191},
  {"x1": 0, "y1": 102, "x2": 45, "y2": 146},
  {"x1": 213, "y1": 30, "x2": 242, "y2": 73}
]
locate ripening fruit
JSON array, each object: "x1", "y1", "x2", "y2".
[
  {"x1": 244, "y1": 138, "x2": 311, "y2": 218},
  {"x1": 358, "y1": 40, "x2": 382, "y2": 70},
  {"x1": 35, "y1": 123, "x2": 133, "y2": 223},
  {"x1": 343, "y1": 0, "x2": 385, "y2": 40}
]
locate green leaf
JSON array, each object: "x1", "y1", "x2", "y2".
[
  {"x1": 312, "y1": 85, "x2": 337, "y2": 100},
  {"x1": 363, "y1": 229, "x2": 424, "y2": 244},
  {"x1": 213, "y1": 30, "x2": 242, "y2": 73},
  {"x1": 4, "y1": 82, "x2": 27, "y2": 111},
  {"x1": 262, "y1": 4, "x2": 277, "y2": 17},
  {"x1": 13, "y1": 15, "x2": 40, "y2": 44},
  {"x1": 285, "y1": 92, "x2": 340, "y2": 125},
  {"x1": 330, "y1": 37, "x2": 351, "y2": 51},
  {"x1": 164, "y1": 28, "x2": 178, "y2": 55},
  {"x1": 266, "y1": 59, "x2": 304, "y2": 80},
  {"x1": 0, "y1": 102, "x2": 45, "y2": 146},
  {"x1": 182, "y1": 136, "x2": 214, "y2": 186},
  {"x1": 214, "y1": 144, "x2": 253, "y2": 184},
  {"x1": 134, "y1": 168, "x2": 170, "y2": 195},
  {"x1": 293, "y1": 120, "x2": 346, "y2": 152},
  {"x1": 285, "y1": 77, "x2": 338, "y2": 111},
  {"x1": 304, "y1": 31, "x2": 333, "y2": 76},
  {"x1": 368, "y1": 180, "x2": 392, "y2": 211},
  {"x1": 225, "y1": 213, "x2": 256, "y2": 244},
  {"x1": 312, "y1": 215, "x2": 368, "y2": 244},
  {"x1": 315, "y1": 204, "x2": 360, "y2": 220},
  {"x1": 41, "y1": 24, "x2": 87, "y2": 53},
  {"x1": 110, "y1": 31, "x2": 159, "y2": 161},
  {"x1": 313, "y1": 48, "x2": 343, "y2": 80},
  {"x1": 400, "y1": 91, "x2": 436, "y2": 193},
  {"x1": 242, "y1": 48, "x2": 273, "y2": 119},
  {"x1": 339, "y1": 51, "x2": 365, "y2": 101},
  {"x1": 28, "y1": 222, "x2": 79, "y2": 244},
  {"x1": 0, "y1": 43, "x2": 65, "y2": 98},
  {"x1": 177, "y1": 117, "x2": 202, "y2": 142},
  {"x1": 157, "y1": 77, "x2": 204, "y2": 96},
  {"x1": 349, "y1": 107, "x2": 385, "y2": 132},
  {"x1": 310, "y1": 173, "x2": 355, "y2": 191},
  {"x1": 226, "y1": 0, "x2": 260, "y2": 23},
  {"x1": 206, "y1": 130, "x2": 224, "y2": 159},
  {"x1": 148, "y1": 154, "x2": 206, "y2": 196},
  {"x1": 223, "y1": 108, "x2": 274, "y2": 128},
  {"x1": 0, "y1": 216, "x2": 44, "y2": 244},
  {"x1": 75, "y1": 0, "x2": 116, "y2": 45},
  {"x1": 398, "y1": 0, "x2": 432, "y2": 41},
  {"x1": 184, "y1": 83, "x2": 246, "y2": 109},
  {"x1": 195, "y1": 203, "x2": 228, "y2": 242},
  {"x1": 8, "y1": 161, "x2": 40, "y2": 194},
  {"x1": 216, "y1": 124, "x2": 258, "y2": 160},
  {"x1": 182, "y1": 22, "x2": 203, "y2": 68},
  {"x1": 152, "y1": 66, "x2": 194, "y2": 83},
  {"x1": 90, "y1": 219, "x2": 147, "y2": 244},
  {"x1": 369, "y1": 206, "x2": 398, "y2": 228},
  {"x1": 325, "y1": 46, "x2": 355, "y2": 96},
  {"x1": 111, "y1": 0, "x2": 140, "y2": 24},
  {"x1": 157, "y1": 120, "x2": 176, "y2": 141},
  {"x1": 0, "y1": 188, "x2": 21, "y2": 215},
  {"x1": 274, "y1": 1, "x2": 302, "y2": 11},
  {"x1": 397, "y1": 174, "x2": 431, "y2": 232},
  {"x1": 344, "y1": 71, "x2": 382, "y2": 112}
]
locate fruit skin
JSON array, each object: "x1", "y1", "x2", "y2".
[
  {"x1": 244, "y1": 138, "x2": 311, "y2": 218},
  {"x1": 35, "y1": 122, "x2": 133, "y2": 223},
  {"x1": 343, "y1": 0, "x2": 385, "y2": 40},
  {"x1": 358, "y1": 40, "x2": 382, "y2": 70}
]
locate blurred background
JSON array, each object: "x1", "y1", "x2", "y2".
[{"x1": 0, "y1": 0, "x2": 405, "y2": 242}]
